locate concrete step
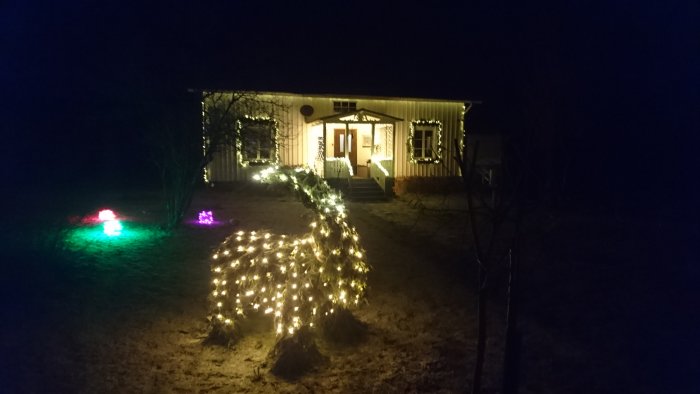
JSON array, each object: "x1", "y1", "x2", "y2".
[
  {"x1": 326, "y1": 178, "x2": 388, "y2": 202},
  {"x1": 347, "y1": 178, "x2": 387, "y2": 202}
]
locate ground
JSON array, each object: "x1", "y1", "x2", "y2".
[{"x1": 0, "y1": 184, "x2": 697, "y2": 393}]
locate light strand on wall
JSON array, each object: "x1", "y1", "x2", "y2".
[
  {"x1": 202, "y1": 97, "x2": 211, "y2": 183},
  {"x1": 459, "y1": 103, "x2": 473, "y2": 154}
]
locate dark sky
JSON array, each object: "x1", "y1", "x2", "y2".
[{"x1": 2, "y1": 1, "x2": 698, "y2": 201}]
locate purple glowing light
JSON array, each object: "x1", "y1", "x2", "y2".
[{"x1": 198, "y1": 211, "x2": 214, "y2": 225}]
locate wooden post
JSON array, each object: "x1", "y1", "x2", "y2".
[
  {"x1": 322, "y1": 122, "x2": 327, "y2": 178},
  {"x1": 370, "y1": 122, "x2": 376, "y2": 178}
]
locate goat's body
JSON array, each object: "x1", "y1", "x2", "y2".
[{"x1": 208, "y1": 166, "x2": 369, "y2": 342}]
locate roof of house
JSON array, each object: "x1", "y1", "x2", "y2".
[{"x1": 194, "y1": 89, "x2": 482, "y2": 105}]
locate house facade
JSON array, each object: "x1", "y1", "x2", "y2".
[{"x1": 203, "y1": 91, "x2": 475, "y2": 195}]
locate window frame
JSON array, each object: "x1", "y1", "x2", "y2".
[
  {"x1": 236, "y1": 116, "x2": 279, "y2": 166},
  {"x1": 333, "y1": 101, "x2": 357, "y2": 113},
  {"x1": 408, "y1": 119, "x2": 443, "y2": 164}
]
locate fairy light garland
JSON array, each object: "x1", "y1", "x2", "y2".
[
  {"x1": 459, "y1": 103, "x2": 472, "y2": 155},
  {"x1": 208, "y1": 166, "x2": 369, "y2": 340},
  {"x1": 408, "y1": 119, "x2": 443, "y2": 164},
  {"x1": 370, "y1": 156, "x2": 390, "y2": 176},
  {"x1": 201, "y1": 98, "x2": 211, "y2": 184},
  {"x1": 198, "y1": 211, "x2": 214, "y2": 225}
]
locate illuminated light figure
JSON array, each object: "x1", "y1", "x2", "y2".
[
  {"x1": 198, "y1": 210, "x2": 214, "y2": 225},
  {"x1": 103, "y1": 219, "x2": 122, "y2": 236},
  {"x1": 98, "y1": 209, "x2": 116, "y2": 221},
  {"x1": 209, "y1": 166, "x2": 369, "y2": 343}
]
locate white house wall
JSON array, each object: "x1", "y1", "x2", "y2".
[{"x1": 204, "y1": 92, "x2": 466, "y2": 182}]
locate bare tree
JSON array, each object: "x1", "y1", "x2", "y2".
[
  {"x1": 455, "y1": 131, "x2": 527, "y2": 393},
  {"x1": 150, "y1": 91, "x2": 289, "y2": 230}
]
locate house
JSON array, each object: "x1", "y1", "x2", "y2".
[{"x1": 202, "y1": 90, "x2": 478, "y2": 197}]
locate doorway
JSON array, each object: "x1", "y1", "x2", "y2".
[{"x1": 334, "y1": 128, "x2": 357, "y2": 174}]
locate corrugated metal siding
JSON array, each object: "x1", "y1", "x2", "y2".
[
  {"x1": 205, "y1": 92, "x2": 465, "y2": 182},
  {"x1": 208, "y1": 145, "x2": 237, "y2": 182},
  {"x1": 387, "y1": 100, "x2": 464, "y2": 178}
]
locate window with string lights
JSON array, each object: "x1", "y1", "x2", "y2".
[
  {"x1": 238, "y1": 116, "x2": 278, "y2": 165},
  {"x1": 408, "y1": 119, "x2": 443, "y2": 164}
]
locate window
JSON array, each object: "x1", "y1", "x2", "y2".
[
  {"x1": 409, "y1": 120, "x2": 442, "y2": 163},
  {"x1": 412, "y1": 128, "x2": 434, "y2": 159},
  {"x1": 239, "y1": 117, "x2": 277, "y2": 165},
  {"x1": 333, "y1": 101, "x2": 357, "y2": 113}
]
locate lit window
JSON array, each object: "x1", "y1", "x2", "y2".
[
  {"x1": 333, "y1": 101, "x2": 357, "y2": 113},
  {"x1": 239, "y1": 118, "x2": 277, "y2": 165},
  {"x1": 409, "y1": 120, "x2": 442, "y2": 163}
]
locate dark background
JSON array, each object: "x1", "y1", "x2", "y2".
[
  {"x1": 1, "y1": 2, "x2": 699, "y2": 392},
  {"x1": 2, "y1": 0, "x2": 698, "y2": 207}
]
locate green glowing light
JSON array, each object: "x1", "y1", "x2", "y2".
[
  {"x1": 63, "y1": 222, "x2": 167, "y2": 254},
  {"x1": 103, "y1": 220, "x2": 122, "y2": 236}
]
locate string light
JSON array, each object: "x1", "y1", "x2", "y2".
[
  {"x1": 208, "y1": 165, "x2": 370, "y2": 341},
  {"x1": 408, "y1": 119, "x2": 443, "y2": 164},
  {"x1": 198, "y1": 211, "x2": 214, "y2": 225}
]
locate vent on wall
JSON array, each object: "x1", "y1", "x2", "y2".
[{"x1": 300, "y1": 105, "x2": 314, "y2": 117}]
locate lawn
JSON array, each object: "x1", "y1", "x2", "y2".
[{"x1": 0, "y1": 184, "x2": 696, "y2": 392}]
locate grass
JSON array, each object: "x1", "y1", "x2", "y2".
[{"x1": 1, "y1": 184, "x2": 697, "y2": 392}]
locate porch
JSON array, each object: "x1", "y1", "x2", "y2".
[{"x1": 306, "y1": 109, "x2": 402, "y2": 196}]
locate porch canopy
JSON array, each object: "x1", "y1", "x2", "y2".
[
  {"x1": 316, "y1": 108, "x2": 403, "y2": 124},
  {"x1": 310, "y1": 108, "x2": 403, "y2": 180}
]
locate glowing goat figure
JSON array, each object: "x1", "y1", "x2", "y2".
[{"x1": 208, "y1": 166, "x2": 369, "y2": 340}]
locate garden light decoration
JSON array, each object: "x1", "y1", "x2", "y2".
[
  {"x1": 64, "y1": 207, "x2": 168, "y2": 253},
  {"x1": 80, "y1": 208, "x2": 119, "y2": 225},
  {"x1": 98, "y1": 209, "x2": 116, "y2": 221},
  {"x1": 208, "y1": 166, "x2": 369, "y2": 341},
  {"x1": 198, "y1": 211, "x2": 214, "y2": 225},
  {"x1": 103, "y1": 219, "x2": 123, "y2": 236},
  {"x1": 64, "y1": 222, "x2": 167, "y2": 254}
]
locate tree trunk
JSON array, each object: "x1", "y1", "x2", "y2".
[
  {"x1": 502, "y1": 249, "x2": 521, "y2": 394},
  {"x1": 463, "y1": 141, "x2": 489, "y2": 394},
  {"x1": 472, "y1": 261, "x2": 487, "y2": 394}
]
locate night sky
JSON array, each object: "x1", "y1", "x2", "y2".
[{"x1": 2, "y1": 1, "x2": 698, "y2": 206}]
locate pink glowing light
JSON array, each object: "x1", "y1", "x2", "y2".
[
  {"x1": 98, "y1": 209, "x2": 116, "y2": 221},
  {"x1": 81, "y1": 209, "x2": 119, "y2": 225},
  {"x1": 198, "y1": 211, "x2": 214, "y2": 225}
]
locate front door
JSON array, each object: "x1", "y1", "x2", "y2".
[{"x1": 334, "y1": 128, "x2": 357, "y2": 174}]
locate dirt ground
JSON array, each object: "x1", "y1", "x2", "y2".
[{"x1": 1, "y1": 184, "x2": 698, "y2": 393}]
